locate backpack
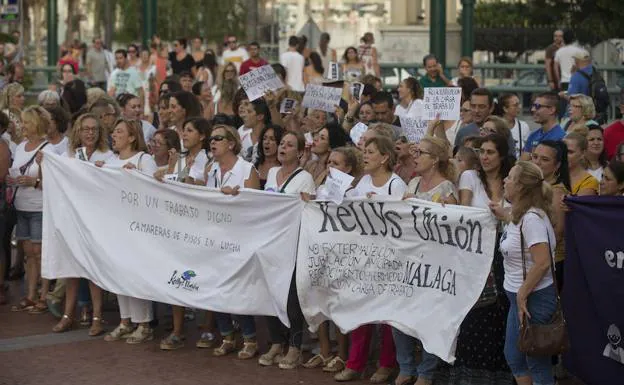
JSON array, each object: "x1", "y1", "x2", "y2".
[{"x1": 578, "y1": 66, "x2": 610, "y2": 124}]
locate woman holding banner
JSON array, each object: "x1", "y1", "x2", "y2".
[
  {"x1": 492, "y1": 161, "x2": 558, "y2": 385},
  {"x1": 255, "y1": 124, "x2": 285, "y2": 190},
  {"x1": 441, "y1": 133, "x2": 513, "y2": 384},
  {"x1": 51, "y1": 113, "x2": 113, "y2": 335},
  {"x1": 169, "y1": 91, "x2": 202, "y2": 143},
  {"x1": 202, "y1": 124, "x2": 260, "y2": 358},
  {"x1": 390, "y1": 137, "x2": 457, "y2": 385},
  {"x1": 334, "y1": 135, "x2": 404, "y2": 383},
  {"x1": 259, "y1": 131, "x2": 315, "y2": 370},
  {"x1": 101, "y1": 118, "x2": 157, "y2": 344}
]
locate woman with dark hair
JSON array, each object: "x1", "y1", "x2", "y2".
[
  {"x1": 169, "y1": 91, "x2": 202, "y2": 140},
  {"x1": 159, "y1": 79, "x2": 182, "y2": 98},
  {"x1": 585, "y1": 124, "x2": 608, "y2": 180},
  {"x1": 531, "y1": 140, "x2": 570, "y2": 292},
  {"x1": 44, "y1": 106, "x2": 70, "y2": 155},
  {"x1": 600, "y1": 160, "x2": 624, "y2": 195},
  {"x1": 499, "y1": 93, "x2": 530, "y2": 159},
  {"x1": 192, "y1": 81, "x2": 215, "y2": 121},
  {"x1": 443, "y1": 133, "x2": 514, "y2": 384},
  {"x1": 168, "y1": 38, "x2": 195, "y2": 75},
  {"x1": 59, "y1": 63, "x2": 76, "y2": 87},
  {"x1": 271, "y1": 63, "x2": 287, "y2": 85},
  {"x1": 304, "y1": 122, "x2": 348, "y2": 186},
  {"x1": 304, "y1": 52, "x2": 325, "y2": 85},
  {"x1": 151, "y1": 129, "x2": 181, "y2": 170},
  {"x1": 457, "y1": 77, "x2": 479, "y2": 104},
  {"x1": 452, "y1": 57, "x2": 480, "y2": 86},
  {"x1": 62, "y1": 79, "x2": 87, "y2": 115},
  {"x1": 394, "y1": 77, "x2": 423, "y2": 118},
  {"x1": 117, "y1": 93, "x2": 157, "y2": 146},
  {"x1": 342, "y1": 47, "x2": 365, "y2": 83},
  {"x1": 196, "y1": 49, "x2": 217, "y2": 87},
  {"x1": 255, "y1": 124, "x2": 284, "y2": 189},
  {"x1": 358, "y1": 32, "x2": 379, "y2": 77}
]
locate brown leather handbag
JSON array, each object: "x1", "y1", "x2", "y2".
[{"x1": 517, "y1": 214, "x2": 570, "y2": 357}]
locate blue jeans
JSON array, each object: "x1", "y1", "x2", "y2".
[
  {"x1": 215, "y1": 313, "x2": 256, "y2": 339},
  {"x1": 392, "y1": 327, "x2": 439, "y2": 380},
  {"x1": 505, "y1": 285, "x2": 557, "y2": 385}
]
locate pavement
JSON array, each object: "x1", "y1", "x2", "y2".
[{"x1": 0, "y1": 280, "x2": 585, "y2": 385}]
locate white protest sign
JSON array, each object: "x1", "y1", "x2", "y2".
[
  {"x1": 280, "y1": 98, "x2": 297, "y2": 114},
  {"x1": 399, "y1": 116, "x2": 428, "y2": 143},
  {"x1": 423, "y1": 87, "x2": 462, "y2": 121},
  {"x1": 239, "y1": 65, "x2": 285, "y2": 102},
  {"x1": 304, "y1": 132, "x2": 314, "y2": 145},
  {"x1": 327, "y1": 61, "x2": 340, "y2": 80},
  {"x1": 297, "y1": 197, "x2": 497, "y2": 363},
  {"x1": 318, "y1": 168, "x2": 354, "y2": 205},
  {"x1": 42, "y1": 153, "x2": 303, "y2": 325},
  {"x1": 302, "y1": 84, "x2": 343, "y2": 113},
  {"x1": 350, "y1": 82, "x2": 364, "y2": 101},
  {"x1": 350, "y1": 122, "x2": 368, "y2": 145}
]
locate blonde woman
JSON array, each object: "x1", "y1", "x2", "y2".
[
  {"x1": 1, "y1": 83, "x2": 26, "y2": 154},
  {"x1": 8, "y1": 107, "x2": 50, "y2": 313},
  {"x1": 565, "y1": 94, "x2": 598, "y2": 135},
  {"x1": 100, "y1": 118, "x2": 157, "y2": 344},
  {"x1": 51, "y1": 113, "x2": 113, "y2": 335},
  {"x1": 214, "y1": 62, "x2": 239, "y2": 116},
  {"x1": 564, "y1": 132, "x2": 598, "y2": 195},
  {"x1": 491, "y1": 161, "x2": 558, "y2": 385}
]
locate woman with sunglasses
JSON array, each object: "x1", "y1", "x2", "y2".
[
  {"x1": 394, "y1": 138, "x2": 456, "y2": 385},
  {"x1": 51, "y1": 113, "x2": 113, "y2": 334},
  {"x1": 100, "y1": 118, "x2": 157, "y2": 344},
  {"x1": 259, "y1": 131, "x2": 315, "y2": 370},
  {"x1": 200, "y1": 125, "x2": 261, "y2": 358}
]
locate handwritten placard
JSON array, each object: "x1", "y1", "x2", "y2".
[
  {"x1": 423, "y1": 87, "x2": 462, "y2": 121},
  {"x1": 302, "y1": 84, "x2": 343, "y2": 113},
  {"x1": 280, "y1": 98, "x2": 297, "y2": 114},
  {"x1": 238, "y1": 65, "x2": 285, "y2": 102},
  {"x1": 399, "y1": 116, "x2": 428, "y2": 143}
]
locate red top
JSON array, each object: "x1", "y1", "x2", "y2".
[
  {"x1": 58, "y1": 57, "x2": 79, "y2": 74},
  {"x1": 239, "y1": 58, "x2": 269, "y2": 75},
  {"x1": 603, "y1": 120, "x2": 624, "y2": 160}
]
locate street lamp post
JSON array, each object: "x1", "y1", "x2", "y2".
[
  {"x1": 461, "y1": 0, "x2": 475, "y2": 58},
  {"x1": 142, "y1": 0, "x2": 157, "y2": 48},
  {"x1": 46, "y1": 0, "x2": 58, "y2": 68}
]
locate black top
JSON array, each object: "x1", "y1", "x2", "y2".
[{"x1": 168, "y1": 52, "x2": 195, "y2": 75}]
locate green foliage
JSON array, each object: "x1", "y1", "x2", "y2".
[
  {"x1": 110, "y1": 0, "x2": 247, "y2": 45},
  {"x1": 469, "y1": 0, "x2": 624, "y2": 44}
]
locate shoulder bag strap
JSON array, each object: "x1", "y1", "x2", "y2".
[
  {"x1": 138, "y1": 152, "x2": 145, "y2": 171},
  {"x1": 516, "y1": 119, "x2": 522, "y2": 156},
  {"x1": 13, "y1": 141, "x2": 49, "y2": 202},
  {"x1": 520, "y1": 212, "x2": 561, "y2": 299},
  {"x1": 279, "y1": 168, "x2": 304, "y2": 193},
  {"x1": 412, "y1": 178, "x2": 421, "y2": 195},
  {"x1": 388, "y1": 177, "x2": 397, "y2": 195}
]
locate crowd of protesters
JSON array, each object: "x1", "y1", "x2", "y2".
[{"x1": 0, "y1": 28, "x2": 622, "y2": 385}]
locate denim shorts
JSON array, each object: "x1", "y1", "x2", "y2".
[{"x1": 16, "y1": 210, "x2": 43, "y2": 242}]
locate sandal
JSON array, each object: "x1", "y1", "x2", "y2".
[
  {"x1": 11, "y1": 297, "x2": 35, "y2": 312},
  {"x1": 334, "y1": 368, "x2": 361, "y2": 382},
  {"x1": 89, "y1": 317, "x2": 105, "y2": 337},
  {"x1": 213, "y1": 336, "x2": 236, "y2": 356},
  {"x1": 28, "y1": 299, "x2": 48, "y2": 314},
  {"x1": 52, "y1": 314, "x2": 73, "y2": 333},
  {"x1": 237, "y1": 340, "x2": 258, "y2": 360},
  {"x1": 370, "y1": 367, "x2": 394, "y2": 384},
  {"x1": 258, "y1": 343, "x2": 284, "y2": 366},
  {"x1": 323, "y1": 356, "x2": 346, "y2": 373},
  {"x1": 196, "y1": 332, "x2": 216, "y2": 348},
  {"x1": 303, "y1": 353, "x2": 333, "y2": 369},
  {"x1": 160, "y1": 332, "x2": 185, "y2": 350},
  {"x1": 104, "y1": 323, "x2": 134, "y2": 342},
  {"x1": 278, "y1": 347, "x2": 302, "y2": 370}
]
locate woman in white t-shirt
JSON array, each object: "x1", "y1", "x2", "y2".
[
  {"x1": 335, "y1": 134, "x2": 406, "y2": 384},
  {"x1": 99, "y1": 118, "x2": 157, "y2": 344},
  {"x1": 394, "y1": 77, "x2": 423, "y2": 119},
  {"x1": 449, "y1": 133, "x2": 515, "y2": 383},
  {"x1": 492, "y1": 161, "x2": 557, "y2": 385},
  {"x1": 50, "y1": 113, "x2": 113, "y2": 335},
  {"x1": 151, "y1": 129, "x2": 181, "y2": 172},
  {"x1": 45, "y1": 106, "x2": 69, "y2": 155},
  {"x1": 259, "y1": 131, "x2": 315, "y2": 370},
  {"x1": 7, "y1": 107, "x2": 49, "y2": 314},
  {"x1": 500, "y1": 94, "x2": 530, "y2": 159},
  {"x1": 349, "y1": 135, "x2": 407, "y2": 199}
]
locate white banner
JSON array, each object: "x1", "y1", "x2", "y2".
[
  {"x1": 296, "y1": 197, "x2": 497, "y2": 363},
  {"x1": 42, "y1": 153, "x2": 303, "y2": 326}
]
